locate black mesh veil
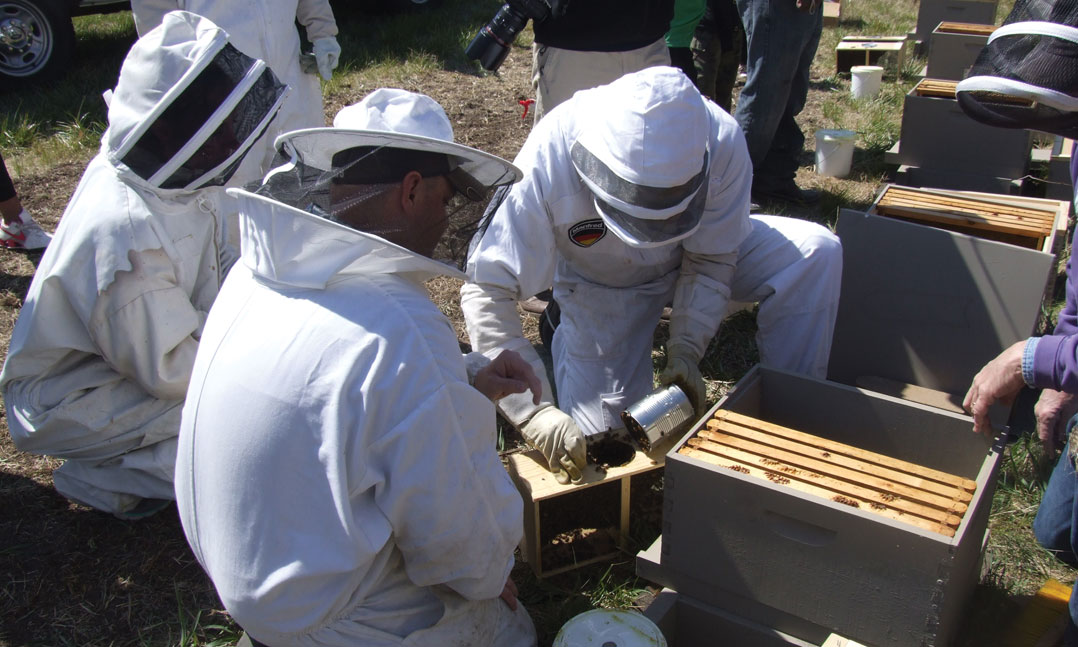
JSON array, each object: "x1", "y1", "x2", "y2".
[
  {"x1": 257, "y1": 139, "x2": 517, "y2": 269},
  {"x1": 956, "y1": 0, "x2": 1078, "y2": 138}
]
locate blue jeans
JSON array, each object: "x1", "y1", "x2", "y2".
[
  {"x1": 732, "y1": 0, "x2": 822, "y2": 186},
  {"x1": 1033, "y1": 414, "x2": 1078, "y2": 645}
]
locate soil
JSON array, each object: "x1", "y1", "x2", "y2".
[{"x1": 0, "y1": 11, "x2": 903, "y2": 647}]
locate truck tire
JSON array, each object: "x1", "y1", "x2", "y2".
[{"x1": 0, "y1": 0, "x2": 75, "y2": 89}]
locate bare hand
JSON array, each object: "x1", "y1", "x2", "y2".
[
  {"x1": 1035, "y1": 388, "x2": 1078, "y2": 457},
  {"x1": 795, "y1": 0, "x2": 819, "y2": 12},
  {"x1": 963, "y1": 340, "x2": 1026, "y2": 436},
  {"x1": 473, "y1": 350, "x2": 542, "y2": 404},
  {"x1": 499, "y1": 576, "x2": 519, "y2": 610}
]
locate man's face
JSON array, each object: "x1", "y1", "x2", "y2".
[{"x1": 329, "y1": 175, "x2": 456, "y2": 258}]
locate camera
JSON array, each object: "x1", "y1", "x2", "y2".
[{"x1": 465, "y1": 0, "x2": 552, "y2": 72}]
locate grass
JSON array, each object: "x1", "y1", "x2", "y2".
[{"x1": 1, "y1": 0, "x2": 1076, "y2": 644}]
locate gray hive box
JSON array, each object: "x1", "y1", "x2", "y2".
[
  {"x1": 913, "y1": 0, "x2": 997, "y2": 46},
  {"x1": 642, "y1": 587, "x2": 823, "y2": 647},
  {"x1": 660, "y1": 366, "x2": 1002, "y2": 647},
  {"x1": 641, "y1": 211, "x2": 1053, "y2": 646},
  {"x1": 925, "y1": 22, "x2": 994, "y2": 81},
  {"x1": 895, "y1": 78, "x2": 1033, "y2": 180}
]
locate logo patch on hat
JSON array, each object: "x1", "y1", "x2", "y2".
[{"x1": 569, "y1": 219, "x2": 607, "y2": 247}]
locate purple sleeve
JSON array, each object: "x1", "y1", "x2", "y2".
[{"x1": 1030, "y1": 161, "x2": 1078, "y2": 391}]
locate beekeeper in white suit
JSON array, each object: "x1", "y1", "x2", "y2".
[
  {"x1": 174, "y1": 89, "x2": 537, "y2": 647},
  {"x1": 462, "y1": 65, "x2": 842, "y2": 483},
  {"x1": 131, "y1": 0, "x2": 339, "y2": 177},
  {"x1": 0, "y1": 11, "x2": 288, "y2": 518}
]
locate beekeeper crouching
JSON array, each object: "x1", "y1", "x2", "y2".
[
  {"x1": 131, "y1": 0, "x2": 340, "y2": 176},
  {"x1": 174, "y1": 89, "x2": 538, "y2": 647},
  {"x1": 462, "y1": 65, "x2": 843, "y2": 483},
  {"x1": 0, "y1": 11, "x2": 288, "y2": 518}
]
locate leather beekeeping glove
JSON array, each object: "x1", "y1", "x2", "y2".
[
  {"x1": 660, "y1": 343, "x2": 707, "y2": 417},
  {"x1": 521, "y1": 406, "x2": 587, "y2": 484},
  {"x1": 312, "y1": 37, "x2": 341, "y2": 81}
]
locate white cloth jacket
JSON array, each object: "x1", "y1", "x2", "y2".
[
  {"x1": 131, "y1": 0, "x2": 337, "y2": 175},
  {"x1": 174, "y1": 191, "x2": 531, "y2": 646},
  {"x1": 462, "y1": 84, "x2": 842, "y2": 436},
  {"x1": 0, "y1": 13, "x2": 259, "y2": 514}
]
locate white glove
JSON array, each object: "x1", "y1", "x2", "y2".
[
  {"x1": 521, "y1": 406, "x2": 587, "y2": 484},
  {"x1": 312, "y1": 37, "x2": 341, "y2": 81},
  {"x1": 660, "y1": 344, "x2": 707, "y2": 417}
]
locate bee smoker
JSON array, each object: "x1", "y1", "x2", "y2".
[{"x1": 621, "y1": 384, "x2": 695, "y2": 452}]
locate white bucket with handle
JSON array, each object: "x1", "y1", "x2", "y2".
[{"x1": 815, "y1": 129, "x2": 857, "y2": 178}]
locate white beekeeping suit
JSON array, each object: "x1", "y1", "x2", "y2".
[
  {"x1": 131, "y1": 0, "x2": 339, "y2": 178},
  {"x1": 175, "y1": 90, "x2": 535, "y2": 646},
  {"x1": 462, "y1": 66, "x2": 842, "y2": 472},
  {"x1": 0, "y1": 11, "x2": 288, "y2": 517}
]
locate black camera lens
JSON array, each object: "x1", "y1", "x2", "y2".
[{"x1": 465, "y1": 4, "x2": 530, "y2": 71}]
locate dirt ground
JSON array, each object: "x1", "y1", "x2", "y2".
[{"x1": 0, "y1": 18, "x2": 986, "y2": 647}]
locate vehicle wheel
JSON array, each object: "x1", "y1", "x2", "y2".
[{"x1": 0, "y1": 0, "x2": 75, "y2": 89}]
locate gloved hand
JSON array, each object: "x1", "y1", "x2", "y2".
[
  {"x1": 521, "y1": 406, "x2": 587, "y2": 484},
  {"x1": 660, "y1": 344, "x2": 707, "y2": 417},
  {"x1": 312, "y1": 37, "x2": 341, "y2": 81}
]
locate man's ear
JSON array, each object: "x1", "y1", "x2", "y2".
[{"x1": 399, "y1": 171, "x2": 424, "y2": 211}]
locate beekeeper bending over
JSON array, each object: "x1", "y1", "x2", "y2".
[
  {"x1": 0, "y1": 11, "x2": 288, "y2": 518},
  {"x1": 462, "y1": 65, "x2": 842, "y2": 483},
  {"x1": 174, "y1": 89, "x2": 538, "y2": 647}
]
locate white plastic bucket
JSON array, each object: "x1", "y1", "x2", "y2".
[
  {"x1": 815, "y1": 129, "x2": 857, "y2": 178},
  {"x1": 850, "y1": 65, "x2": 884, "y2": 99},
  {"x1": 553, "y1": 609, "x2": 667, "y2": 647}
]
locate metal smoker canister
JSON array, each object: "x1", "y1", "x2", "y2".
[
  {"x1": 621, "y1": 384, "x2": 694, "y2": 452},
  {"x1": 553, "y1": 609, "x2": 667, "y2": 647}
]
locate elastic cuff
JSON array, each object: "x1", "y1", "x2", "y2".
[
  {"x1": 1022, "y1": 337, "x2": 1039, "y2": 387},
  {"x1": 463, "y1": 351, "x2": 491, "y2": 387}
]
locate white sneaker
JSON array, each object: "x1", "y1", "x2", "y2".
[{"x1": 0, "y1": 209, "x2": 52, "y2": 250}]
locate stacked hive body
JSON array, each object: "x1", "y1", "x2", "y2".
[
  {"x1": 641, "y1": 367, "x2": 1001, "y2": 647},
  {"x1": 636, "y1": 211, "x2": 1046, "y2": 646},
  {"x1": 680, "y1": 410, "x2": 975, "y2": 538},
  {"x1": 871, "y1": 184, "x2": 1065, "y2": 251},
  {"x1": 924, "y1": 22, "x2": 995, "y2": 80},
  {"x1": 911, "y1": 0, "x2": 997, "y2": 51},
  {"x1": 888, "y1": 79, "x2": 1034, "y2": 193}
]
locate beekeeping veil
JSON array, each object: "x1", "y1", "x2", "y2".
[
  {"x1": 571, "y1": 66, "x2": 711, "y2": 248},
  {"x1": 105, "y1": 11, "x2": 288, "y2": 191},
  {"x1": 259, "y1": 88, "x2": 521, "y2": 266},
  {"x1": 956, "y1": 0, "x2": 1078, "y2": 138}
]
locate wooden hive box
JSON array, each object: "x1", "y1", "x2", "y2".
[
  {"x1": 895, "y1": 78, "x2": 1033, "y2": 180},
  {"x1": 868, "y1": 185, "x2": 1068, "y2": 327},
  {"x1": 869, "y1": 184, "x2": 1067, "y2": 253},
  {"x1": 913, "y1": 0, "x2": 997, "y2": 46},
  {"x1": 822, "y1": 0, "x2": 840, "y2": 26},
  {"x1": 835, "y1": 36, "x2": 906, "y2": 76},
  {"x1": 925, "y1": 21, "x2": 995, "y2": 80},
  {"x1": 659, "y1": 366, "x2": 1002, "y2": 646},
  {"x1": 637, "y1": 211, "x2": 1048, "y2": 645},
  {"x1": 505, "y1": 434, "x2": 668, "y2": 577}
]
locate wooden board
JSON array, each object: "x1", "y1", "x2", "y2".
[
  {"x1": 936, "y1": 21, "x2": 997, "y2": 35},
  {"x1": 873, "y1": 185, "x2": 1058, "y2": 249},
  {"x1": 915, "y1": 77, "x2": 1034, "y2": 106},
  {"x1": 676, "y1": 410, "x2": 977, "y2": 537}
]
